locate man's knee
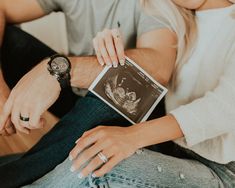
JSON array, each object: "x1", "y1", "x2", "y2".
[{"x1": 3, "y1": 25, "x2": 28, "y2": 50}]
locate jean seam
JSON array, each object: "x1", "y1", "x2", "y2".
[{"x1": 92, "y1": 173, "x2": 171, "y2": 188}]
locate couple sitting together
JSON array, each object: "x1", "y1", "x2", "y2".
[{"x1": 0, "y1": 0, "x2": 235, "y2": 187}]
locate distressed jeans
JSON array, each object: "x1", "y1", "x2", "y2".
[{"x1": 27, "y1": 148, "x2": 235, "y2": 188}]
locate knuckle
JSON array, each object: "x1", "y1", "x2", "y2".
[
  {"x1": 98, "y1": 129, "x2": 107, "y2": 137},
  {"x1": 112, "y1": 28, "x2": 118, "y2": 33},
  {"x1": 82, "y1": 131, "x2": 88, "y2": 137},
  {"x1": 103, "y1": 28, "x2": 110, "y2": 34},
  {"x1": 106, "y1": 137, "x2": 114, "y2": 145}
]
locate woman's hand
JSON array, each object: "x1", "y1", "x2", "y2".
[
  {"x1": 93, "y1": 28, "x2": 125, "y2": 67},
  {"x1": 69, "y1": 126, "x2": 140, "y2": 178}
]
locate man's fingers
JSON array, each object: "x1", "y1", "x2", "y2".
[
  {"x1": 28, "y1": 109, "x2": 43, "y2": 129},
  {"x1": 111, "y1": 29, "x2": 125, "y2": 66},
  {"x1": 0, "y1": 97, "x2": 13, "y2": 130},
  {"x1": 11, "y1": 103, "x2": 30, "y2": 134},
  {"x1": 4, "y1": 119, "x2": 16, "y2": 135},
  {"x1": 19, "y1": 108, "x2": 30, "y2": 128}
]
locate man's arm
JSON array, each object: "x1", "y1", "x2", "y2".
[
  {"x1": 0, "y1": 0, "x2": 46, "y2": 24},
  {"x1": 70, "y1": 28, "x2": 177, "y2": 88},
  {"x1": 0, "y1": 0, "x2": 46, "y2": 91},
  {"x1": 0, "y1": 28, "x2": 176, "y2": 133},
  {"x1": 0, "y1": 0, "x2": 46, "y2": 135}
]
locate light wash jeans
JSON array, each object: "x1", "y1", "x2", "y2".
[{"x1": 25, "y1": 148, "x2": 235, "y2": 188}]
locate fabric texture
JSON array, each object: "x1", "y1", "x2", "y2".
[
  {"x1": 26, "y1": 148, "x2": 235, "y2": 188},
  {"x1": 36, "y1": 0, "x2": 165, "y2": 56},
  {"x1": 165, "y1": 4, "x2": 235, "y2": 163}
]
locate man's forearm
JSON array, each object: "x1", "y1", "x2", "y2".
[
  {"x1": 0, "y1": 11, "x2": 5, "y2": 46},
  {"x1": 70, "y1": 48, "x2": 174, "y2": 89}
]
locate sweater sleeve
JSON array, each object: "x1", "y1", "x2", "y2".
[{"x1": 170, "y1": 53, "x2": 235, "y2": 147}]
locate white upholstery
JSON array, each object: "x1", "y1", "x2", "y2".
[{"x1": 21, "y1": 12, "x2": 68, "y2": 54}]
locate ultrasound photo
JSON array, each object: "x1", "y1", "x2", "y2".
[{"x1": 89, "y1": 57, "x2": 167, "y2": 124}]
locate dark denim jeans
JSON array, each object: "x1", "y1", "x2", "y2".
[
  {"x1": 0, "y1": 92, "x2": 130, "y2": 188},
  {"x1": 0, "y1": 26, "x2": 165, "y2": 187}
]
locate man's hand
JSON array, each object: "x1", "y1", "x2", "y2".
[
  {"x1": 0, "y1": 85, "x2": 16, "y2": 136},
  {"x1": 0, "y1": 60, "x2": 61, "y2": 134}
]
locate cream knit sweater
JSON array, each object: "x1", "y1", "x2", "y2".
[{"x1": 166, "y1": 4, "x2": 235, "y2": 164}]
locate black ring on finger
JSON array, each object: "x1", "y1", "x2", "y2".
[{"x1": 20, "y1": 114, "x2": 30, "y2": 122}]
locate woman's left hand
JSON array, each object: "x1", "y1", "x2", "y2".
[{"x1": 69, "y1": 126, "x2": 140, "y2": 178}]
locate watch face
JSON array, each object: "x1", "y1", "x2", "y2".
[{"x1": 51, "y1": 57, "x2": 70, "y2": 74}]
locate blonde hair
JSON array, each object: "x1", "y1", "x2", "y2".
[{"x1": 140, "y1": 0, "x2": 197, "y2": 88}]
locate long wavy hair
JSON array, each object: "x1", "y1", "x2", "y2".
[{"x1": 140, "y1": 0, "x2": 197, "y2": 88}]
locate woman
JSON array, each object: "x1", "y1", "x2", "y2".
[{"x1": 27, "y1": 0, "x2": 235, "y2": 187}]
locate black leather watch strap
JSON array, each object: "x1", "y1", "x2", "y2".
[
  {"x1": 47, "y1": 54, "x2": 71, "y2": 89},
  {"x1": 57, "y1": 73, "x2": 71, "y2": 89}
]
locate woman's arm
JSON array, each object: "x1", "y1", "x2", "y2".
[{"x1": 69, "y1": 115, "x2": 183, "y2": 178}]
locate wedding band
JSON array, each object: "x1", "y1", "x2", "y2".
[
  {"x1": 20, "y1": 114, "x2": 30, "y2": 122},
  {"x1": 98, "y1": 152, "x2": 108, "y2": 163}
]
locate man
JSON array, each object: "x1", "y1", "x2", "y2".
[{"x1": 0, "y1": 0, "x2": 176, "y2": 187}]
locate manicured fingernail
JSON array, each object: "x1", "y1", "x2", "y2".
[
  {"x1": 78, "y1": 173, "x2": 83, "y2": 179},
  {"x1": 70, "y1": 166, "x2": 76, "y2": 172},
  {"x1": 113, "y1": 62, "x2": 118, "y2": 68},
  {"x1": 107, "y1": 64, "x2": 112, "y2": 68},
  {"x1": 120, "y1": 59, "x2": 125, "y2": 66},
  {"x1": 69, "y1": 155, "x2": 73, "y2": 161},
  {"x1": 107, "y1": 62, "x2": 112, "y2": 66},
  {"x1": 92, "y1": 173, "x2": 97, "y2": 178}
]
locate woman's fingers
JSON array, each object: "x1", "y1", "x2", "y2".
[
  {"x1": 70, "y1": 139, "x2": 109, "y2": 172},
  {"x1": 103, "y1": 29, "x2": 119, "y2": 67},
  {"x1": 70, "y1": 132, "x2": 100, "y2": 160},
  {"x1": 93, "y1": 38, "x2": 105, "y2": 66},
  {"x1": 79, "y1": 149, "x2": 113, "y2": 178},
  {"x1": 97, "y1": 32, "x2": 112, "y2": 66},
  {"x1": 111, "y1": 29, "x2": 125, "y2": 66},
  {"x1": 93, "y1": 156, "x2": 121, "y2": 177},
  {"x1": 93, "y1": 28, "x2": 125, "y2": 67}
]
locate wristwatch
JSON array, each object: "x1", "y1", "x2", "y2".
[{"x1": 47, "y1": 54, "x2": 71, "y2": 89}]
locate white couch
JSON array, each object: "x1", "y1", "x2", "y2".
[{"x1": 21, "y1": 12, "x2": 68, "y2": 54}]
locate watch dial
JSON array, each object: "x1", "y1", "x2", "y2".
[{"x1": 51, "y1": 57, "x2": 69, "y2": 73}]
